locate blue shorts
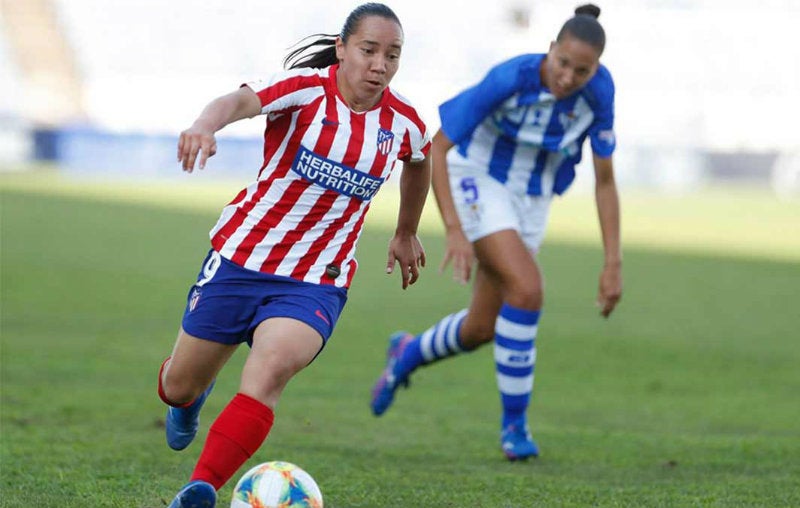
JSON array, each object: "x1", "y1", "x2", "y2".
[{"x1": 181, "y1": 250, "x2": 348, "y2": 346}]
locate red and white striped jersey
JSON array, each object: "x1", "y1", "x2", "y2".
[{"x1": 209, "y1": 64, "x2": 431, "y2": 288}]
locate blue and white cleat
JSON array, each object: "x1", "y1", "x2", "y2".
[
  {"x1": 370, "y1": 332, "x2": 414, "y2": 416},
  {"x1": 168, "y1": 480, "x2": 216, "y2": 508},
  {"x1": 501, "y1": 418, "x2": 539, "y2": 461},
  {"x1": 166, "y1": 381, "x2": 215, "y2": 451}
]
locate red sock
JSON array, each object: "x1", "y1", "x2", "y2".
[{"x1": 190, "y1": 393, "x2": 275, "y2": 490}]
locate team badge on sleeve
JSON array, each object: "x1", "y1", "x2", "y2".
[
  {"x1": 377, "y1": 128, "x2": 395, "y2": 156},
  {"x1": 598, "y1": 129, "x2": 616, "y2": 145}
]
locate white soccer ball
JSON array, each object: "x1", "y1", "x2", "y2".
[{"x1": 230, "y1": 461, "x2": 323, "y2": 508}]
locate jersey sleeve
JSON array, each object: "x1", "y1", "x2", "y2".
[
  {"x1": 402, "y1": 126, "x2": 431, "y2": 163},
  {"x1": 587, "y1": 67, "x2": 616, "y2": 158},
  {"x1": 243, "y1": 68, "x2": 325, "y2": 116},
  {"x1": 389, "y1": 91, "x2": 432, "y2": 163},
  {"x1": 438, "y1": 55, "x2": 530, "y2": 144}
]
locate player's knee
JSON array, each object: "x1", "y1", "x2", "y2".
[
  {"x1": 161, "y1": 372, "x2": 202, "y2": 406},
  {"x1": 505, "y1": 282, "x2": 543, "y2": 310},
  {"x1": 241, "y1": 355, "x2": 304, "y2": 406}
]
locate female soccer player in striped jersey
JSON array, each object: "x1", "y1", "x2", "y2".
[
  {"x1": 160, "y1": 4, "x2": 431, "y2": 506},
  {"x1": 370, "y1": 4, "x2": 622, "y2": 461}
]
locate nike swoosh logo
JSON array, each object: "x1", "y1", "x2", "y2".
[
  {"x1": 315, "y1": 309, "x2": 330, "y2": 325},
  {"x1": 321, "y1": 118, "x2": 339, "y2": 126}
]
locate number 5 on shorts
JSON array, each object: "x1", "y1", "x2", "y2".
[{"x1": 460, "y1": 177, "x2": 479, "y2": 204}]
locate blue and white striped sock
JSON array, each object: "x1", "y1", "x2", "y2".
[
  {"x1": 396, "y1": 309, "x2": 469, "y2": 377},
  {"x1": 494, "y1": 304, "x2": 540, "y2": 428}
]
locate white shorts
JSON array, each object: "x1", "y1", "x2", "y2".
[{"x1": 450, "y1": 170, "x2": 552, "y2": 253}]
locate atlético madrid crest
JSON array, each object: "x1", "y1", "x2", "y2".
[
  {"x1": 377, "y1": 128, "x2": 394, "y2": 156},
  {"x1": 189, "y1": 288, "x2": 201, "y2": 311}
]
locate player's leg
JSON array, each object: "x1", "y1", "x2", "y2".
[
  {"x1": 473, "y1": 229, "x2": 543, "y2": 460},
  {"x1": 369, "y1": 226, "x2": 539, "y2": 418},
  {"x1": 370, "y1": 259, "x2": 503, "y2": 416},
  {"x1": 187, "y1": 317, "x2": 322, "y2": 492},
  {"x1": 369, "y1": 314, "x2": 469, "y2": 416},
  {"x1": 168, "y1": 272, "x2": 343, "y2": 507},
  {"x1": 459, "y1": 263, "x2": 505, "y2": 347},
  {"x1": 160, "y1": 328, "x2": 237, "y2": 404},
  {"x1": 161, "y1": 331, "x2": 239, "y2": 508},
  {"x1": 159, "y1": 329, "x2": 238, "y2": 452},
  {"x1": 370, "y1": 171, "x2": 513, "y2": 416},
  {"x1": 159, "y1": 249, "x2": 244, "y2": 451}
]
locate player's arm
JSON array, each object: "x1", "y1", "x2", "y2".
[
  {"x1": 430, "y1": 129, "x2": 474, "y2": 285},
  {"x1": 593, "y1": 153, "x2": 622, "y2": 317},
  {"x1": 387, "y1": 153, "x2": 431, "y2": 290},
  {"x1": 432, "y1": 61, "x2": 523, "y2": 285},
  {"x1": 178, "y1": 86, "x2": 262, "y2": 172}
]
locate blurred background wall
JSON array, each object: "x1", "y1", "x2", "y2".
[{"x1": 0, "y1": 0, "x2": 798, "y2": 195}]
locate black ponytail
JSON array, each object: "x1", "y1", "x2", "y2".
[
  {"x1": 283, "y1": 34, "x2": 338, "y2": 70},
  {"x1": 556, "y1": 3, "x2": 606, "y2": 55},
  {"x1": 283, "y1": 3, "x2": 402, "y2": 70}
]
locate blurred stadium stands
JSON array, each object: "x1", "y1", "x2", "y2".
[{"x1": 0, "y1": 0, "x2": 798, "y2": 193}]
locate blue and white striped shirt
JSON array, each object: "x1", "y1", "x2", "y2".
[{"x1": 439, "y1": 53, "x2": 615, "y2": 196}]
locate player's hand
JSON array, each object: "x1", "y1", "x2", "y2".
[
  {"x1": 177, "y1": 122, "x2": 217, "y2": 172},
  {"x1": 386, "y1": 233, "x2": 426, "y2": 290},
  {"x1": 597, "y1": 262, "x2": 622, "y2": 318},
  {"x1": 439, "y1": 227, "x2": 474, "y2": 285}
]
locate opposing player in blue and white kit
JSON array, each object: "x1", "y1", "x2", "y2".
[
  {"x1": 370, "y1": 4, "x2": 622, "y2": 461},
  {"x1": 160, "y1": 4, "x2": 431, "y2": 507}
]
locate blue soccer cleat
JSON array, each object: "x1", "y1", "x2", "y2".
[
  {"x1": 501, "y1": 418, "x2": 539, "y2": 461},
  {"x1": 166, "y1": 381, "x2": 215, "y2": 451},
  {"x1": 168, "y1": 480, "x2": 216, "y2": 508},
  {"x1": 370, "y1": 332, "x2": 414, "y2": 416}
]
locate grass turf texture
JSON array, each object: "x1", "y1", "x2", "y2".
[{"x1": 1, "y1": 174, "x2": 799, "y2": 507}]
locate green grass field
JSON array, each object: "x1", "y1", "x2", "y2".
[{"x1": 2, "y1": 172, "x2": 799, "y2": 507}]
